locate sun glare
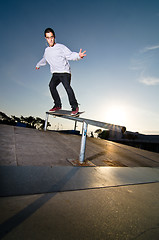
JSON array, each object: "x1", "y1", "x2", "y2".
[{"x1": 104, "y1": 106, "x2": 126, "y2": 126}]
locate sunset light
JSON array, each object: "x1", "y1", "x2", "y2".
[{"x1": 104, "y1": 106, "x2": 126, "y2": 126}]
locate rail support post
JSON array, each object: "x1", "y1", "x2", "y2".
[
  {"x1": 74, "y1": 120, "x2": 77, "y2": 131},
  {"x1": 79, "y1": 121, "x2": 88, "y2": 163},
  {"x1": 44, "y1": 113, "x2": 49, "y2": 131}
]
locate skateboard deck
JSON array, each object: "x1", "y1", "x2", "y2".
[{"x1": 47, "y1": 109, "x2": 84, "y2": 117}]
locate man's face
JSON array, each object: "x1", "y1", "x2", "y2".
[{"x1": 45, "y1": 32, "x2": 55, "y2": 47}]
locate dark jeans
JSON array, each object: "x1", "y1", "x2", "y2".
[{"x1": 49, "y1": 73, "x2": 78, "y2": 109}]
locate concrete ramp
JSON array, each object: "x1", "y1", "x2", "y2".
[{"x1": 0, "y1": 124, "x2": 159, "y2": 167}]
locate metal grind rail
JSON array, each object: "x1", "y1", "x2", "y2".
[{"x1": 44, "y1": 112, "x2": 126, "y2": 164}]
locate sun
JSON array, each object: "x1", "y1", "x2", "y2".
[{"x1": 104, "y1": 106, "x2": 126, "y2": 126}]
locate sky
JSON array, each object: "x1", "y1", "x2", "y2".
[{"x1": 1, "y1": 0, "x2": 159, "y2": 135}]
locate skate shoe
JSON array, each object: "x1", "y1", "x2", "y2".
[
  {"x1": 49, "y1": 106, "x2": 61, "y2": 112},
  {"x1": 71, "y1": 107, "x2": 79, "y2": 115}
]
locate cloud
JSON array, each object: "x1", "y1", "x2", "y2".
[
  {"x1": 130, "y1": 44, "x2": 159, "y2": 86},
  {"x1": 142, "y1": 45, "x2": 159, "y2": 53},
  {"x1": 139, "y1": 76, "x2": 159, "y2": 86}
]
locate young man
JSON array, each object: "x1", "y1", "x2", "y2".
[{"x1": 36, "y1": 28, "x2": 86, "y2": 115}]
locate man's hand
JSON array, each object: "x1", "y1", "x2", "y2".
[
  {"x1": 36, "y1": 67, "x2": 40, "y2": 70},
  {"x1": 79, "y1": 49, "x2": 86, "y2": 58}
]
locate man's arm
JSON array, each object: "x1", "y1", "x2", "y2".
[
  {"x1": 62, "y1": 45, "x2": 86, "y2": 61},
  {"x1": 36, "y1": 57, "x2": 47, "y2": 69}
]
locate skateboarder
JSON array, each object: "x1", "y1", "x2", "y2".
[{"x1": 36, "y1": 28, "x2": 86, "y2": 115}]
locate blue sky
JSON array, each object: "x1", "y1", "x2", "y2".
[{"x1": 1, "y1": 0, "x2": 159, "y2": 134}]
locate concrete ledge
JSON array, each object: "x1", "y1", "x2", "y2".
[{"x1": 0, "y1": 166, "x2": 159, "y2": 196}]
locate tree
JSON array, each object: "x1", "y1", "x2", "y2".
[
  {"x1": 11, "y1": 115, "x2": 21, "y2": 123},
  {"x1": 0, "y1": 111, "x2": 51, "y2": 130},
  {"x1": 34, "y1": 117, "x2": 51, "y2": 130},
  {"x1": 0, "y1": 112, "x2": 14, "y2": 125},
  {"x1": 0, "y1": 112, "x2": 11, "y2": 121}
]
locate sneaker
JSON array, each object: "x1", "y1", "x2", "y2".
[
  {"x1": 71, "y1": 107, "x2": 79, "y2": 115},
  {"x1": 49, "y1": 106, "x2": 61, "y2": 112}
]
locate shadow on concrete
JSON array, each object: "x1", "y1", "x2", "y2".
[{"x1": 0, "y1": 167, "x2": 79, "y2": 239}]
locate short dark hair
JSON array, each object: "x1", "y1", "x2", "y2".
[{"x1": 44, "y1": 28, "x2": 55, "y2": 37}]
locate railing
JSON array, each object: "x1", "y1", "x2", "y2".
[{"x1": 44, "y1": 112, "x2": 126, "y2": 164}]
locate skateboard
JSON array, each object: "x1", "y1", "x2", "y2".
[{"x1": 47, "y1": 109, "x2": 84, "y2": 117}]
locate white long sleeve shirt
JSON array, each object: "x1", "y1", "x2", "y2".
[{"x1": 36, "y1": 43, "x2": 81, "y2": 74}]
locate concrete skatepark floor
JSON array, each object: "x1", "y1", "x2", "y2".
[{"x1": 0, "y1": 124, "x2": 159, "y2": 239}]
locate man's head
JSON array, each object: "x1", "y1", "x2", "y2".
[{"x1": 44, "y1": 28, "x2": 55, "y2": 47}]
